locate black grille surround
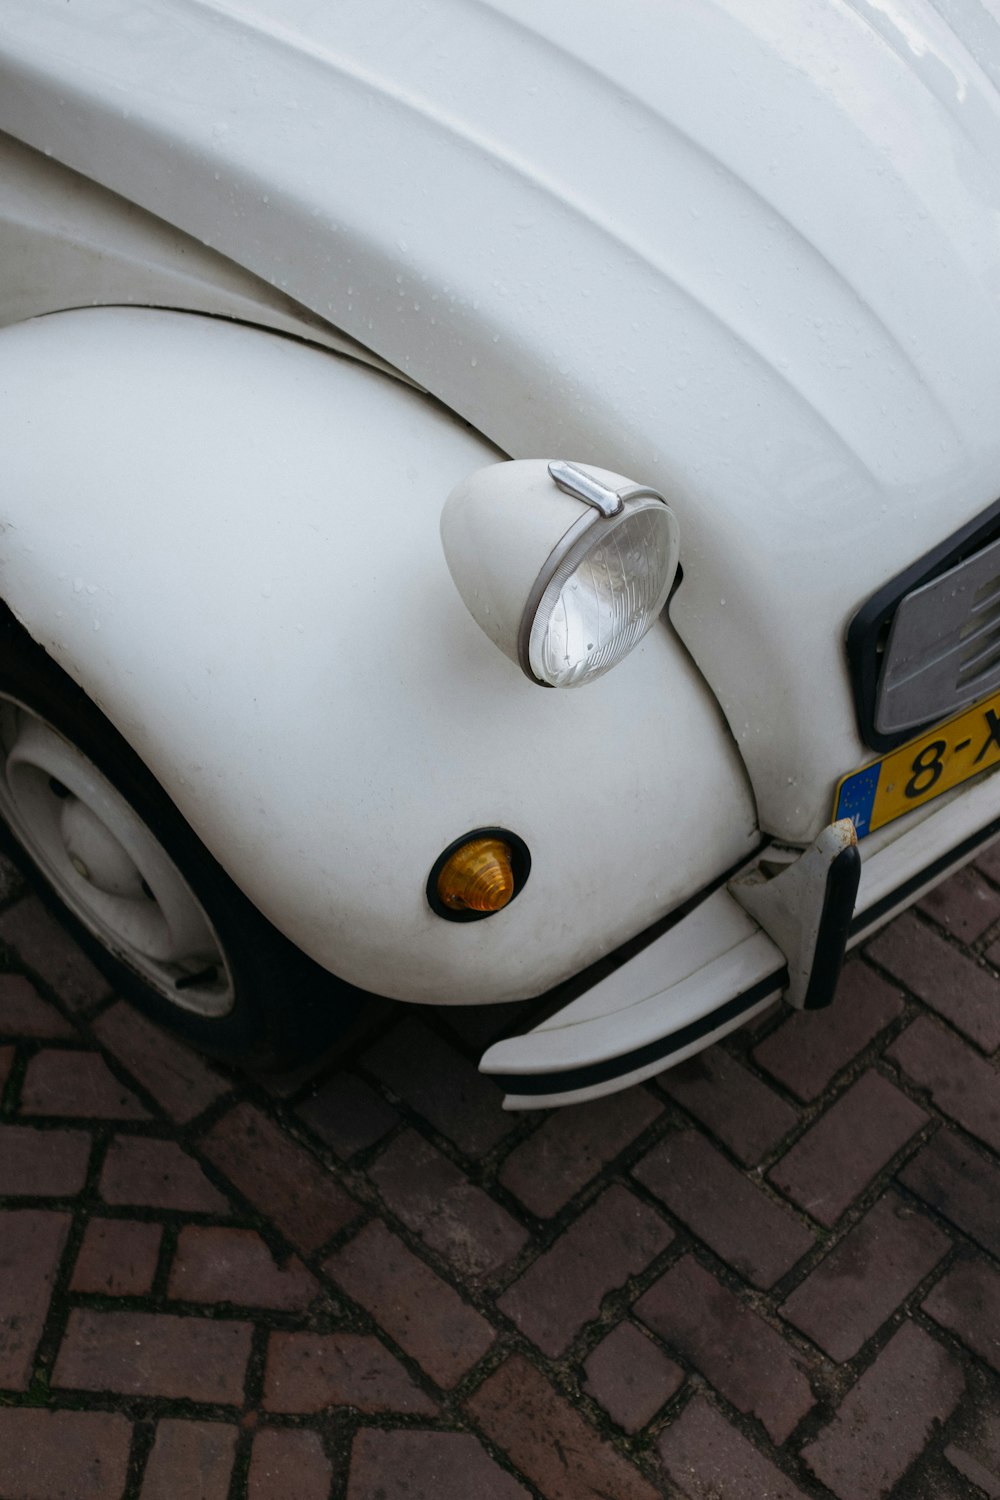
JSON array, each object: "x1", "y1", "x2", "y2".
[{"x1": 847, "y1": 494, "x2": 1000, "y2": 754}]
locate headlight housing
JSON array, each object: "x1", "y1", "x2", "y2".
[{"x1": 441, "y1": 459, "x2": 680, "y2": 688}]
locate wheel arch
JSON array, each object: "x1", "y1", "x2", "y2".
[{"x1": 0, "y1": 306, "x2": 759, "y2": 1004}]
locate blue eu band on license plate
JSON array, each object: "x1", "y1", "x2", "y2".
[{"x1": 835, "y1": 690, "x2": 1000, "y2": 837}]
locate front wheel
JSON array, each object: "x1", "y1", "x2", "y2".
[{"x1": 0, "y1": 615, "x2": 363, "y2": 1067}]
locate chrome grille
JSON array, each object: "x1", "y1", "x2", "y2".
[
  {"x1": 876, "y1": 533, "x2": 1000, "y2": 734},
  {"x1": 956, "y1": 575, "x2": 1000, "y2": 689}
]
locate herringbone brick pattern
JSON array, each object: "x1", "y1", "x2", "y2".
[{"x1": 1, "y1": 850, "x2": 998, "y2": 1498}]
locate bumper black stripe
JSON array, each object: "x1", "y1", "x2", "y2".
[
  {"x1": 803, "y1": 843, "x2": 861, "y2": 1011},
  {"x1": 850, "y1": 811, "x2": 1000, "y2": 939},
  {"x1": 488, "y1": 969, "x2": 787, "y2": 1097}
]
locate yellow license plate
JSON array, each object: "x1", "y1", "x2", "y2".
[{"x1": 835, "y1": 690, "x2": 1000, "y2": 837}]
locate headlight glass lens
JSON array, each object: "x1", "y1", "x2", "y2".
[{"x1": 527, "y1": 501, "x2": 677, "y2": 688}]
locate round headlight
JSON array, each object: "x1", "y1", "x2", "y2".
[
  {"x1": 441, "y1": 459, "x2": 680, "y2": 688},
  {"x1": 522, "y1": 495, "x2": 678, "y2": 687}
]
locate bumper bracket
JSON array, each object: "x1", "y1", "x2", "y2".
[{"x1": 727, "y1": 819, "x2": 860, "y2": 1010}]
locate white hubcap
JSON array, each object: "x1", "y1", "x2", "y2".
[
  {"x1": 0, "y1": 697, "x2": 235, "y2": 1017},
  {"x1": 60, "y1": 797, "x2": 145, "y2": 896}
]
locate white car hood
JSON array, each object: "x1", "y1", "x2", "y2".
[{"x1": 5, "y1": 0, "x2": 1000, "y2": 840}]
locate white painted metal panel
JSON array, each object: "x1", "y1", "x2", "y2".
[
  {"x1": 4, "y1": 1, "x2": 1000, "y2": 838},
  {"x1": 0, "y1": 308, "x2": 758, "y2": 1002}
]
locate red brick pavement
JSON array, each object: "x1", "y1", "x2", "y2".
[{"x1": 0, "y1": 849, "x2": 999, "y2": 1499}]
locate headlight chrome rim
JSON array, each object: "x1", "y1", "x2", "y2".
[
  {"x1": 517, "y1": 479, "x2": 679, "y2": 689},
  {"x1": 440, "y1": 458, "x2": 680, "y2": 690}
]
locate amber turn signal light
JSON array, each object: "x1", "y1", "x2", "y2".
[
  {"x1": 437, "y1": 837, "x2": 514, "y2": 912},
  {"x1": 427, "y1": 827, "x2": 531, "y2": 922}
]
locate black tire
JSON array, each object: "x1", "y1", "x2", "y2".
[{"x1": 0, "y1": 610, "x2": 364, "y2": 1068}]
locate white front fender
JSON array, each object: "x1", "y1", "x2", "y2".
[{"x1": 0, "y1": 308, "x2": 758, "y2": 1003}]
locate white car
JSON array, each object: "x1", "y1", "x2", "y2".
[{"x1": 1, "y1": 0, "x2": 998, "y2": 1107}]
